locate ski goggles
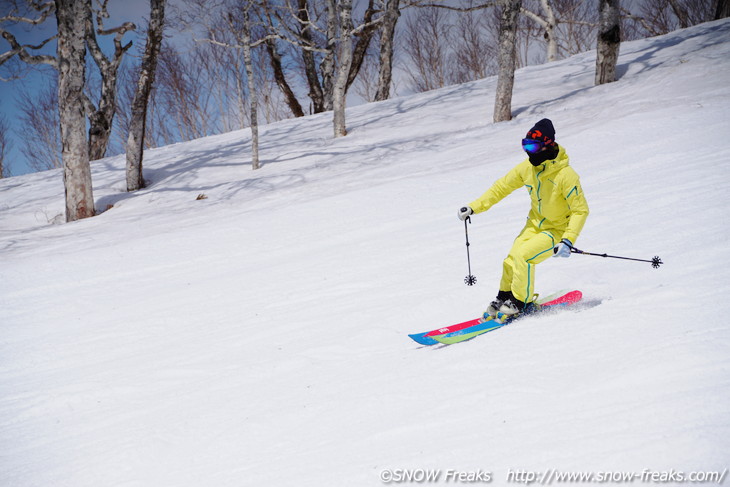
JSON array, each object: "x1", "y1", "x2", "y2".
[{"x1": 522, "y1": 138, "x2": 544, "y2": 154}]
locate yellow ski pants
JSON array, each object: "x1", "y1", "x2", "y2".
[{"x1": 500, "y1": 222, "x2": 558, "y2": 304}]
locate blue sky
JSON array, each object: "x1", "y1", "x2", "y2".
[
  {"x1": 0, "y1": 0, "x2": 155, "y2": 177},
  {"x1": 0, "y1": 0, "x2": 661, "y2": 178}
]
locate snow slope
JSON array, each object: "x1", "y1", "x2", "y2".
[{"x1": 2, "y1": 19, "x2": 730, "y2": 487}]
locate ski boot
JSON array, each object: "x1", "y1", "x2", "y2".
[{"x1": 495, "y1": 295, "x2": 540, "y2": 324}]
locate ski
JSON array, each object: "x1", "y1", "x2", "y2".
[
  {"x1": 408, "y1": 317, "x2": 482, "y2": 346},
  {"x1": 432, "y1": 290, "x2": 583, "y2": 345},
  {"x1": 409, "y1": 290, "x2": 583, "y2": 346}
]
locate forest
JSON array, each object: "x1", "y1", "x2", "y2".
[{"x1": 0, "y1": 0, "x2": 727, "y2": 220}]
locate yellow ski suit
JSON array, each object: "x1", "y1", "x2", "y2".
[{"x1": 468, "y1": 146, "x2": 589, "y2": 304}]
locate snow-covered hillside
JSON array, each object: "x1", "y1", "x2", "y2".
[{"x1": 2, "y1": 19, "x2": 729, "y2": 487}]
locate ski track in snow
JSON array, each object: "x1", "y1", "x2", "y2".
[{"x1": 1, "y1": 19, "x2": 730, "y2": 487}]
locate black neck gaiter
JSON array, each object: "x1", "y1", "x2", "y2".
[{"x1": 528, "y1": 145, "x2": 559, "y2": 166}]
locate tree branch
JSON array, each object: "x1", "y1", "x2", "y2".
[
  {"x1": 0, "y1": 28, "x2": 57, "y2": 67},
  {"x1": 0, "y1": 1, "x2": 56, "y2": 25},
  {"x1": 402, "y1": 0, "x2": 497, "y2": 13}
]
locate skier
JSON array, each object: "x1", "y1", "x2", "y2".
[{"x1": 457, "y1": 118, "x2": 589, "y2": 320}]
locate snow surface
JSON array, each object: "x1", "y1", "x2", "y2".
[{"x1": 2, "y1": 19, "x2": 730, "y2": 487}]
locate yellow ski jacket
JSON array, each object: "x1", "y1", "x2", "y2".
[{"x1": 468, "y1": 146, "x2": 589, "y2": 244}]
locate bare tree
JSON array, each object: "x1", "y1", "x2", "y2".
[
  {"x1": 2, "y1": 0, "x2": 135, "y2": 171},
  {"x1": 669, "y1": 0, "x2": 692, "y2": 26},
  {"x1": 352, "y1": 43, "x2": 380, "y2": 101},
  {"x1": 595, "y1": 0, "x2": 620, "y2": 85},
  {"x1": 521, "y1": 0, "x2": 559, "y2": 61},
  {"x1": 126, "y1": 0, "x2": 165, "y2": 191},
  {"x1": 402, "y1": 6, "x2": 449, "y2": 92},
  {"x1": 264, "y1": 37, "x2": 305, "y2": 117},
  {"x1": 493, "y1": 0, "x2": 521, "y2": 122},
  {"x1": 239, "y1": 4, "x2": 261, "y2": 168},
  {"x1": 449, "y1": 2, "x2": 498, "y2": 83},
  {"x1": 18, "y1": 79, "x2": 62, "y2": 171},
  {"x1": 375, "y1": 0, "x2": 400, "y2": 101},
  {"x1": 292, "y1": 0, "x2": 328, "y2": 113},
  {"x1": 515, "y1": 4, "x2": 541, "y2": 65},
  {"x1": 84, "y1": 0, "x2": 135, "y2": 161},
  {"x1": 154, "y1": 45, "x2": 217, "y2": 141},
  {"x1": 0, "y1": 113, "x2": 11, "y2": 178},
  {"x1": 625, "y1": 0, "x2": 715, "y2": 37},
  {"x1": 257, "y1": 0, "x2": 392, "y2": 115},
  {"x1": 716, "y1": 0, "x2": 730, "y2": 18},
  {"x1": 56, "y1": 0, "x2": 95, "y2": 221},
  {"x1": 519, "y1": 0, "x2": 597, "y2": 63},
  {"x1": 332, "y1": 0, "x2": 353, "y2": 137},
  {"x1": 346, "y1": 0, "x2": 379, "y2": 93},
  {"x1": 0, "y1": 3, "x2": 58, "y2": 73},
  {"x1": 553, "y1": 0, "x2": 596, "y2": 56}
]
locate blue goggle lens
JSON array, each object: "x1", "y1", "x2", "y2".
[{"x1": 522, "y1": 138, "x2": 544, "y2": 154}]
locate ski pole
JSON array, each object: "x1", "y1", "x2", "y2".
[
  {"x1": 463, "y1": 216, "x2": 477, "y2": 285},
  {"x1": 570, "y1": 246, "x2": 663, "y2": 269}
]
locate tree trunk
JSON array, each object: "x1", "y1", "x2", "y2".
[
  {"x1": 333, "y1": 0, "x2": 353, "y2": 138},
  {"x1": 87, "y1": 72, "x2": 118, "y2": 161},
  {"x1": 375, "y1": 0, "x2": 400, "y2": 102},
  {"x1": 667, "y1": 0, "x2": 690, "y2": 28},
  {"x1": 84, "y1": 8, "x2": 135, "y2": 162},
  {"x1": 126, "y1": 0, "x2": 165, "y2": 191},
  {"x1": 241, "y1": 6, "x2": 260, "y2": 169},
  {"x1": 298, "y1": 0, "x2": 325, "y2": 113},
  {"x1": 541, "y1": 0, "x2": 558, "y2": 62},
  {"x1": 346, "y1": 0, "x2": 377, "y2": 92},
  {"x1": 493, "y1": 0, "x2": 521, "y2": 123},
  {"x1": 56, "y1": 0, "x2": 95, "y2": 222},
  {"x1": 595, "y1": 0, "x2": 620, "y2": 85},
  {"x1": 715, "y1": 0, "x2": 730, "y2": 19},
  {"x1": 265, "y1": 39, "x2": 305, "y2": 117},
  {"x1": 521, "y1": 0, "x2": 559, "y2": 62},
  {"x1": 0, "y1": 115, "x2": 9, "y2": 178},
  {"x1": 321, "y1": 0, "x2": 338, "y2": 112}
]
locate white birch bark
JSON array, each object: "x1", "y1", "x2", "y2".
[
  {"x1": 85, "y1": 6, "x2": 135, "y2": 162},
  {"x1": 493, "y1": 0, "x2": 521, "y2": 123},
  {"x1": 521, "y1": 0, "x2": 559, "y2": 62},
  {"x1": 241, "y1": 4, "x2": 260, "y2": 169},
  {"x1": 321, "y1": 0, "x2": 338, "y2": 112},
  {"x1": 595, "y1": 0, "x2": 620, "y2": 85},
  {"x1": 333, "y1": 0, "x2": 353, "y2": 138},
  {"x1": 56, "y1": 0, "x2": 95, "y2": 221},
  {"x1": 541, "y1": 0, "x2": 558, "y2": 62},
  {"x1": 375, "y1": 0, "x2": 400, "y2": 102},
  {"x1": 126, "y1": 0, "x2": 165, "y2": 191}
]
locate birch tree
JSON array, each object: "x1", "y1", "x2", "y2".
[
  {"x1": 521, "y1": 0, "x2": 559, "y2": 61},
  {"x1": 0, "y1": 113, "x2": 10, "y2": 178},
  {"x1": 332, "y1": 0, "x2": 353, "y2": 137},
  {"x1": 2, "y1": 0, "x2": 135, "y2": 168},
  {"x1": 595, "y1": 0, "x2": 620, "y2": 85},
  {"x1": 84, "y1": 0, "x2": 135, "y2": 161},
  {"x1": 126, "y1": 0, "x2": 165, "y2": 191},
  {"x1": 239, "y1": 4, "x2": 261, "y2": 168},
  {"x1": 56, "y1": 0, "x2": 95, "y2": 221},
  {"x1": 493, "y1": 0, "x2": 521, "y2": 122},
  {"x1": 375, "y1": 0, "x2": 400, "y2": 101},
  {"x1": 519, "y1": 0, "x2": 596, "y2": 63},
  {"x1": 187, "y1": 1, "x2": 266, "y2": 169},
  {"x1": 0, "y1": 3, "x2": 58, "y2": 79}
]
